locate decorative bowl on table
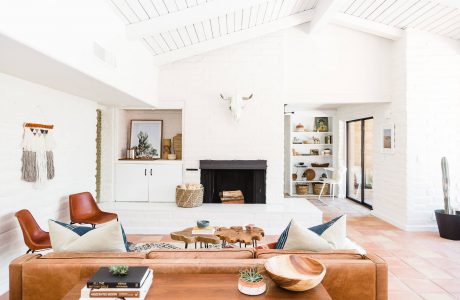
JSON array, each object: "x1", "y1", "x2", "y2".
[
  {"x1": 196, "y1": 220, "x2": 210, "y2": 228},
  {"x1": 264, "y1": 255, "x2": 326, "y2": 292}
]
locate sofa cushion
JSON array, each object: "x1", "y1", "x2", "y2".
[
  {"x1": 41, "y1": 252, "x2": 146, "y2": 259},
  {"x1": 147, "y1": 248, "x2": 255, "y2": 259},
  {"x1": 283, "y1": 219, "x2": 333, "y2": 251},
  {"x1": 48, "y1": 220, "x2": 127, "y2": 252},
  {"x1": 255, "y1": 249, "x2": 363, "y2": 259}
]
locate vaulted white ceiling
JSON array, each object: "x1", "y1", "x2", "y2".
[{"x1": 108, "y1": 0, "x2": 460, "y2": 64}]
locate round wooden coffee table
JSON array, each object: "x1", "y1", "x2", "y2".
[{"x1": 170, "y1": 226, "x2": 264, "y2": 249}]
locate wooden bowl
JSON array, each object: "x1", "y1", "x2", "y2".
[{"x1": 264, "y1": 255, "x2": 326, "y2": 291}]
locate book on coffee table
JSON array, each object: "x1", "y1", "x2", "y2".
[
  {"x1": 87, "y1": 267, "x2": 151, "y2": 289},
  {"x1": 81, "y1": 269, "x2": 153, "y2": 299},
  {"x1": 191, "y1": 226, "x2": 216, "y2": 235}
]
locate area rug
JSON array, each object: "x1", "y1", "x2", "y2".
[{"x1": 128, "y1": 242, "x2": 225, "y2": 252}]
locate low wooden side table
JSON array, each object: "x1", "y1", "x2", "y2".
[
  {"x1": 170, "y1": 226, "x2": 265, "y2": 248},
  {"x1": 62, "y1": 274, "x2": 332, "y2": 300}
]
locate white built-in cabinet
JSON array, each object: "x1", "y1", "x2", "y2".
[{"x1": 115, "y1": 161, "x2": 182, "y2": 202}]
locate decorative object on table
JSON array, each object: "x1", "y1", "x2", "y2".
[
  {"x1": 312, "y1": 137, "x2": 320, "y2": 144},
  {"x1": 83, "y1": 267, "x2": 153, "y2": 299},
  {"x1": 311, "y1": 163, "x2": 329, "y2": 167},
  {"x1": 21, "y1": 122, "x2": 55, "y2": 186},
  {"x1": 322, "y1": 149, "x2": 332, "y2": 155},
  {"x1": 161, "y1": 138, "x2": 171, "y2": 159},
  {"x1": 295, "y1": 184, "x2": 309, "y2": 195},
  {"x1": 126, "y1": 148, "x2": 136, "y2": 159},
  {"x1": 314, "y1": 117, "x2": 329, "y2": 132},
  {"x1": 298, "y1": 162, "x2": 305, "y2": 166},
  {"x1": 220, "y1": 190, "x2": 245, "y2": 204},
  {"x1": 192, "y1": 225, "x2": 216, "y2": 235},
  {"x1": 175, "y1": 184, "x2": 204, "y2": 208},
  {"x1": 109, "y1": 265, "x2": 129, "y2": 276},
  {"x1": 15, "y1": 209, "x2": 51, "y2": 254},
  {"x1": 216, "y1": 226, "x2": 265, "y2": 247},
  {"x1": 265, "y1": 255, "x2": 326, "y2": 292},
  {"x1": 292, "y1": 173, "x2": 298, "y2": 181},
  {"x1": 381, "y1": 123, "x2": 395, "y2": 153},
  {"x1": 293, "y1": 137, "x2": 302, "y2": 144},
  {"x1": 245, "y1": 224, "x2": 254, "y2": 232},
  {"x1": 220, "y1": 93, "x2": 253, "y2": 121},
  {"x1": 310, "y1": 149, "x2": 319, "y2": 155},
  {"x1": 87, "y1": 266, "x2": 151, "y2": 289},
  {"x1": 304, "y1": 168, "x2": 316, "y2": 181},
  {"x1": 295, "y1": 123, "x2": 305, "y2": 132},
  {"x1": 325, "y1": 135, "x2": 333, "y2": 144},
  {"x1": 167, "y1": 153, "x2": 176, "y2": 160},
  {"x1": 435, "y1": 157, "x2": 460, "y2": 240},
  {"x1": 173, "y1": 133, "x2": 182, "y2": 160},
  {"x1": 129, "y1": 120, "x2": 162, "y2": 159},
  {"x1": 320, "y1": 173, "x2": 328, "y2": 181},
  {"x1": 196, "y1": 220, "x2": 210, "y2": 228},
  {"x1": 238, "y1": 267, "x2": 266, "y2": 296}
]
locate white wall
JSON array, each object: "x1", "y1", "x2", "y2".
[
  {"x1": 0, "y1": 0, "x2": 158, "y2": 107},
  {"x1": 0, "y1": 73, "x2": 97, "y2": 294},
  {"x1": 159, "y1": 24, "x2": 393, "y2": 202},
  {"x1": 405, "y1": 30, "x2": 460, "y2": 230}
]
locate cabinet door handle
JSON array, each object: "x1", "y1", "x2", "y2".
[
  {"x1": 145, "y1": 169, "x2": 147, "y2": 176},
  {"x1": 150, "y1": 169, "x2": 152, "y2": 176}
]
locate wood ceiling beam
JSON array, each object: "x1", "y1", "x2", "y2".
[
  {"x1": 309, "y1": 0, "x2": 345, "y2": 33},
  {"x1": 153, "y1": 10, "x2": 315, "y2": 65},
  {"x1": 332, "y1": 13, "x2": 403, "y2": 40},
  {"x1": 126, "y1": 0, "x2": 269, "y2": 39}
]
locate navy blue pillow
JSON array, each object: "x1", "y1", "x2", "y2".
[
  {"x1": 51, "y1": 220, "x2": 130, "y2": 251},
  {"x1": 275, "y1": 216, "x2": 343, "y2": 249}
]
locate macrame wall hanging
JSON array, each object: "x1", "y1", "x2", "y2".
[{"x1": 22, "y1": 122, "x2": 56, "y2": 186}]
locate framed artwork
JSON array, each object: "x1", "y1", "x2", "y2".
[
  {"x1": 315, "y1": 117, "x2": 329, "y2": 132},
  {"x1": 381, "y1": 123, "x2": 395, "y2": 154},
  {"x1": 129, "y1": 120, "x2": 163, "y2": 159}
]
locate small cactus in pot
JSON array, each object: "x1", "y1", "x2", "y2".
[{"x1": 238, "y1": 267, "x2": 266, "y2": 296}]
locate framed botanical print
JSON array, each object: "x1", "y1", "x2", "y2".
[
  {"x1": 129, "y1": 120, "x2": 163, "y2": 159},
  {"x1": 315, "y1": 117, "x2": 329, "y2": 132}
]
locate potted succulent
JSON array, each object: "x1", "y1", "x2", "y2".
[
  {"x1": 238, "y1": 267, "x2": 266, "y2": 296},
  {"x1": 435, "y1": 157, "x2": 460, "y2": 240}
]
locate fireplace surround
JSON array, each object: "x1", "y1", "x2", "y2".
[{"x1": 200, "y1": 160, "x2": 267, "y2": 204}]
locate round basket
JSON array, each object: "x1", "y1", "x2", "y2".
[
  {"x1": 296, "y1": 184, "x2": 309, "y2": 195},
  {"x1": 176, "y1": 184, "x2": 204, "y2": 208}
]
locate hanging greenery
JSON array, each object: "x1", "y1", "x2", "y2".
[{"x1": 95, "y1": 109, "x2": 102, "y2": 202}]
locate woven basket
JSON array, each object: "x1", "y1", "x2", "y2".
[
  {"x1": 313, "y1": 183, "x2": 330, "y2": 195},
  {"x1": 176, "y1": 184, "x2": 204, "y2": 208},
  {"x1": 296, "y1": 184, "x2": 309, "y2": 195}
]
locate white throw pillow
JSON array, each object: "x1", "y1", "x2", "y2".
[
  {"x1": 48, "y1": 220, "x2": 127, "y2": 252},
  {"x1": 321, "y1": 215, "x2": 348, "y2": 249},
  {"x1": 283, "y1": 219, "x2": 333, "y2": 251}
]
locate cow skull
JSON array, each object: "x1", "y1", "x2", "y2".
[{"x1": 220, "y1": 94, "x2": 253, "y2": 121}]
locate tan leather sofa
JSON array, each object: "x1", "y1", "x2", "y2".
[{"x1": 10, "y1": 249, "x2": 387, "y2": 300}]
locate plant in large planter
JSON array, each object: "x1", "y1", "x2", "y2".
[
  {"x1": 435, "y1": 157, "x2": 460, "y2": 240},
  {"x1": 238, "y1": 267, "x2": 267, "y2": 296}
]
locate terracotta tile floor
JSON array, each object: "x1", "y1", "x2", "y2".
[{"x1": 2, "y1": 198, "x2": 459, "y2": 300}]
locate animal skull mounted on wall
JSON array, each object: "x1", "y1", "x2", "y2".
[{"x1": 220, "y1": 94, "x2": 253, "y2": 121}]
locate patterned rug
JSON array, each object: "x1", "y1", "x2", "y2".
[{"x1": 128, "y1": 242, "x2": 224, "y2": 252}]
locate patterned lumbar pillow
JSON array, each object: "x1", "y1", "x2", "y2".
[
  {"x1": 276, "y1": 215, "x2": 365, "y2": 254},
  {"x1": 48, "y1": 220, "x2": 128, "y2": 252}
]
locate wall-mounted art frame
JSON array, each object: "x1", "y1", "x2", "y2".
[
  {"x1": 129, "y1": 120, "x2": 163, "y2": 159},
  {"x1": 381, "y1": 123, "x2": 395, "y2": 154}
]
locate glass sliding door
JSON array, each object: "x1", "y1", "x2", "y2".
[{"x1": 346, "y1": 118, "x2": 373, "y2": 208}]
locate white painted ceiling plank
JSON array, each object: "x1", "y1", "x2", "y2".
[
  {"x1": 235, "y1": 9, "x2": 244, "y2": 31},
  {"x1": 177, "y1": 27, "x2": 193, "y2": 46},
  {"x1": 424, "y1": 7, "x2": 458, "y2": 32},
  {"x1": 258, "y1": 2, "x2": 270, "y2": 24},
  {"x1": 218, "y1": 16, "x2": 227, "y2": 35},
  {"x1": 170, "y1": 29, "x2": 186, "y2": 48},
  {"x1": 138, "y1": 0, "x2": 160, "y2": 18},
  {"x1": 353, "y1": 0, "x2": 375, "y2": 17},
  {"x1": 126, "y1": 0, "x2": 150, "y2": 20},
  {"x1": 193, "y1": 22, "x2": 207, "y2": 42},
  {"x1": 202, "y1": 20, "x2": 214, "y2": 39},
  {"x1": 108, "y1": 0, "x2": 134, "y2": 24},
  {"x1": 373, "y1": 0, "x2": 407, "y2": 23},
  {"x1": 416, "y1": 5, "x2": 453, "y2": 29},
  {"x1": 332, "y1": 12, "x2": 403, "y2": 39},
  {"x1": 242, "y1": 8, "x2": 251, "y2": 30},
  {"x1": 154, "y1": 10, "x2": 314, "y2": 65},
  {"x1": 127, "y1": 0, "x2": 270, "y2": 38},
  {"x1": 436, "y1": 15, "x2": 460, "y2": 34},
  {"x1": 175, "y1": 0, "x2": 188, "y2": 10},
  {"x1": 210, "y1": 17, "x2": 221, "y2": 37},
  {"x1": 291, "y1": 0, "x2": 306, "y2": 14},
  {"x1": 359, "y1": 0, "x2": 387, "y2": 19},
  {"x1": 111, "y1": 0, "x2": 142, "y2": 22},
  {"x1": 185, "y1": 24, "x2": 199, "y2": 43},
  {"x1": 227, "y1": 13, "x2": 236, "y2": 33},
  {"x1": 310, "y1": 0, "x2": 346, "y2": 33},
  {"x1": 163, "y1": 0, "x2": 179, "y2": 13},
  {"x1": 400, "y1": 2, "x2": 439, "y2": 28},
  {"x1": 151, "y1": 0, "x2": 169, "y2": 15},
  {"x1": 272, "y1": 0, "x2": 286, "y2": 21},
  {"x1": 387, "y1": 0, "x2": 429, "y2": 27}
]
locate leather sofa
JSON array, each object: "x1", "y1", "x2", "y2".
[{"x1": 10, "y1": 248, "x2": 387, "y2": 300}]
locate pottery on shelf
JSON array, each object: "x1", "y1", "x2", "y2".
[
  {"x1": 264, "y1": 255, "x2": 326, "y2": 292},
  {"x1": 196, "y1": 220, "x2": 210, "y2": 228}
]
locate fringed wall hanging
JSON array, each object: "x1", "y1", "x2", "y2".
[{"x1": 22, "y1": 122, "x2": 56, "y2": 186}]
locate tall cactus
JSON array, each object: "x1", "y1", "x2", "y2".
[{"x1": 441, "y1": 157, "x2": 455, "y2": 215}]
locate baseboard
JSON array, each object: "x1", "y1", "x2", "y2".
[
  {"x1": 371, "y1": 211, "x2": 438, "y2": 232},
  {"x1": 0, "y1": 283, "x2": 8, "y2": 298},
  {"x1": 371, "y1": 210, "x2": 407, "y2": 230}
]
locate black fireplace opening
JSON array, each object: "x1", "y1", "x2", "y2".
[{"x1": 200, "y1": 160, "x2": 267, "y2": 204}]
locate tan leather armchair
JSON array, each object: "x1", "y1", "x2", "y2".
[
  {"x1": 69, "y1": 192, "x2": 118, "y2": 227},
  {"x1": 15, "y1": 209, "x2": 51, "y2": 253}
]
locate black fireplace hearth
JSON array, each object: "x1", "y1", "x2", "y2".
[{"x1": 200, "y1": 160, "x2": 267, "y2": 204}]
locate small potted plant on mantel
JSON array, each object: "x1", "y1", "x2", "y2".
[
  {"x1": 238, "y1": 267, "x2": 267, "y2": 296},
  {"x1": 435, "y1": 157, "x2": 460, "y2": 240}
]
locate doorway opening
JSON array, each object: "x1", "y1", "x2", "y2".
[{"x1": 346, "y1": 117, "x2": 373, "y2": 209}]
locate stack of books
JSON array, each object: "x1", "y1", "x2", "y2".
[
  {"x1": 219, "y1": 190, "x2": 245, "y2": 204},
  {"x1": 191, "y1": 226, "x2": 216, "y2": 235},
  {"x1": 80, "y1": 266, "x2": 153, "y2": 300}
]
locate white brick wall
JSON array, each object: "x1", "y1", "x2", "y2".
[
  {"x1": 158, "y1": 24, "x2": 393, "y2": 202},
  {"x1": 0, "y1": 72, "x2": 97, "y2": 294}
]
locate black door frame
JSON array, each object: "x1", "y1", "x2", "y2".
[{"x1": 346, "y1": 117, "x2": 373, "y2": 209}]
